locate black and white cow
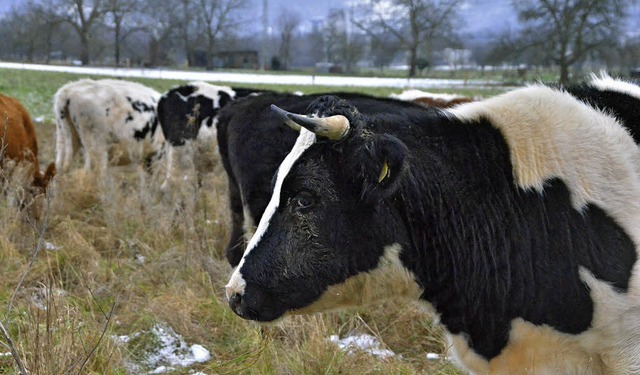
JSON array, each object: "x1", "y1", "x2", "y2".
[
  {"x1": 216, "y1": 92, "x2": 428, "y2": 266},
  {"x1": 226, "y1": 75, "x2": 640, "y2": 374},
  {"x1": 54, "y1": 79, "x2": 162, "y2": 176},
  {"x1": 157, "y1": 82, "x2": 271, "y2": 190}
]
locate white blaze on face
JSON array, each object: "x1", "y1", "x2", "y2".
[{"x1": 225, "y1": 128, "x2": 317, "y2": 299}]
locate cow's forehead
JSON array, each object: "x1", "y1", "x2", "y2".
[{"x1": 228, "y1": 129, "x2": 317, "y2": 290}]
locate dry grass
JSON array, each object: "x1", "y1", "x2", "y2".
[{"x1": 0, "y1": 75, "x2": 464, "y2": 375}]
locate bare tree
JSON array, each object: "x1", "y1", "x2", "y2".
[
  {"x1": 139, "y1": 0, "x2": 184, "y2": 66},
  {"x1": 104, "y1": 0, "x2": 143, "y2": 66},
  {"x1": 370, "y1": 33, "x2": 401, "y2": 71},
  {"x1": 57, "y1": 0, "x2": 105, "y2": 65},
  {"x1": 3, "y1": 5, "x2": 41, "y2": 62},
  {"x1": 178, "y1": 0, "x2": 197, "y2": 66},
  {"x1": 352, "y1": 0, "x2": 463, "y2": 77},
  {"x1": 277, "y1": 8, "x2": 300, "y2": 70},
  {"x1": 196, "y1": 0, "x2": 249, "y2": 70},
  {"x1": 512, "y1": 0, "x2": 633, "y2": 85},
  {"x1": 31, "y1": 0, "x2": 65, "y2": 63},
  {"x1": 319, "y1": 8, "x2": 365, "y2": 73}
]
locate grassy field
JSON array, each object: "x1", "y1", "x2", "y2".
[{"x1": 0, "y1": 68, "x2": 509, "y2": 374}]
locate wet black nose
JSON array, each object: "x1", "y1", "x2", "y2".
[{"x1": 228, "y1": 292, "x2": 242, "y2": 312}]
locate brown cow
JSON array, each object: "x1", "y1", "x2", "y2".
[{"x1": 0, "y1": 94, "x2": 55, "y2": 195}]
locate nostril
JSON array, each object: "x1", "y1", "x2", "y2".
[{"x1": 229, "y1": 292, "x2": 242, "y2": 310}]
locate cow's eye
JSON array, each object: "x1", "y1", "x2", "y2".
[{"x1": 292, "y1": 191, "x2": 315, "y2": 209}]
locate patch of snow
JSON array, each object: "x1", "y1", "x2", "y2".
[
  {"x1": 190, "y1": 344, "x2": 211, "y2": 362},
  {"x1": 116, "y1": 332, "x2": 140, "y2": 343},
  {"x1": 135, "y1": 254, "x2": 145, "y2": 265},
  {"x1": 426, "y1": 352, "x2": 442, "y2": 360},
  {"x1": 45, "y1": 241, "x2": 60, "y2": 251},
  {"x1": 117, "y1": 323, "x2": 211, "y2": 374},
  {"x1": 329, "y1": 333, "x2": 395, "y2": 359}
]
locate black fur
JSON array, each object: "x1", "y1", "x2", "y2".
[{"x1": 230, "y1": 93, "x2": 637, "y2": 362}]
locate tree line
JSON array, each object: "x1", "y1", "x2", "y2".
[{"x1": 0, "y1": 0, "x2": 638, "y2": 84}]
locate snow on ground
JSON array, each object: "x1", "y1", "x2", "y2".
[
  {"x1": 426, "y1": 352, "x2": 442, "y2": 360},
  {"x1": 45, "y1": 241, "x2": 60, "y2": 251},
  {"x1": 0, "y1": 62, "x2": 498, "y2": 89},
  {"x1": 329, "y1": 333, "x2": 395, "y2": 358},
  {"x1": 116, "y1": 323, "x2": 211, "y2": 374}
]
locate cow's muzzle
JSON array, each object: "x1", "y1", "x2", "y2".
[{"x1": 226, "y1": 284, "x2": 285, "y2": 322}]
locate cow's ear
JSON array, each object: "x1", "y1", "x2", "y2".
[{"x1": 354, "y1": 134, "x2": 407, "y2": 203}]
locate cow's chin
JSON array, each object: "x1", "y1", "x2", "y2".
[{"x1": 231, "y1": 306, "x2": 287, "y2": 323}]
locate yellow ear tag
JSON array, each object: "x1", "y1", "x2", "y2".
[{"x1": 378, "y1": 160, "x2": 389, "y2": 183}]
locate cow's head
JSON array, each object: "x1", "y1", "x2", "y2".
[
  {"x1": 31, "y1": 162, "x2": 56, "y2": 193},
  {"x1": 225, "y1": 96, "x2": 422, "y2": 322}
]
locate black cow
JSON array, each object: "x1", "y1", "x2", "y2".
[
  {"x1": 157, "y1": 82, "x2": 271, "y2": 190},
  {"x1": 216, "y1": 92, "x2": 428, "y2": 266},
  {"x1": 226, "y1": 76, "x2": 640, "y2": 374}
]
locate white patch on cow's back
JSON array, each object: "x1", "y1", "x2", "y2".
[
  {"x1": 589, "y1": 73, "x2": 640, "y2": 101},
  {"x1": 226, "y1": 129, "x2": 316, "y2": 298},
  {"x1": 291, "y1": 243, "x2": 423, "y2": 315},
  {"x1": 448, "y1": 85, "x2": 640, "y2": 244}
]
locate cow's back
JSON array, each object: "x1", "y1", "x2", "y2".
[{"x1": 56, "y1": 79, "x2": 160, "y2": 136}]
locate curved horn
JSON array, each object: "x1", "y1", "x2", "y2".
[
  {"x1": 271, "y1": 104, "x2": 301, "y2": 131},
  {"x1": 270, "y1": 104, "x2": 350, "y2": 140}
]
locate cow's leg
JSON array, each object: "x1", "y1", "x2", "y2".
[
  {"x1": 58, "y1": 106, "x2": 83, "y2": 172},
  {"x1": 78, "y1": 129, "x2": 107, "y2": 178},
  {"x1": 54, "y1": 118, "x2": 67, "y2": 171},
  {"x1": 225, "y1": 177, "x2": 246, "y2": 267},
  {"x1": 160, "y1": 145, "x2": 175, "y2": 192}
]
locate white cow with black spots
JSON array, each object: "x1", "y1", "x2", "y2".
[{"x1": 53, "y1": 79, "x2": 163, "y2": 177}]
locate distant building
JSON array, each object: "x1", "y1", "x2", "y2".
[
  {"x1": 216, "y1": 50, "x2": 259, "y2": 69},
  {"x1": 192, "y1": 50, "x2": 260, "y2": 69}
]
